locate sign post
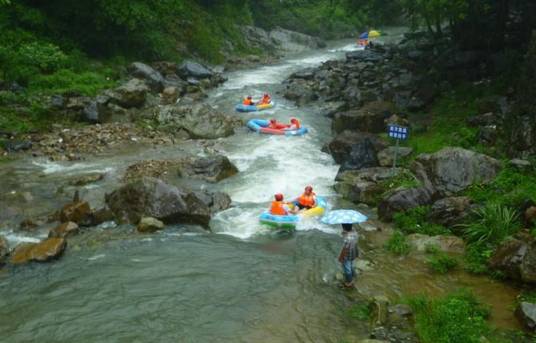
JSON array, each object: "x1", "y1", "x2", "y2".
[{"x1": 387, "y1": 124, "x2": 409, "y2": 174}]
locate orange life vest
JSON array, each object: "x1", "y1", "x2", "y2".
[
  {"x1": 293, "y1": 119, "x2": 301, "y2": 129},
  {"x1": 243, "y1": 98, "x2": 254, "y2": 105},
  {"x1": 270, "y1": 201, "x2": 288, "y2": 215},
  {"x1": 298, "y1": 192, "x2": 315, "y2": 207},
  {"x1": 262, "y1": 96, "x2": 271, "y2": 104}
]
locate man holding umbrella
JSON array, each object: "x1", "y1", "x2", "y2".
[
  {"x1": 338, "y1": 223, "x2": 358, "y2": 288},
  {"x1": 321, "y1": 209, "x2": 367, "y2": 289}
]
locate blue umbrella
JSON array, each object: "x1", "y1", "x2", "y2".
[
  {"x1": 320, "y1": 210, "x2": 368, "y2": 225},
  {"x1": 359, "y1": 31, "x2": 369, "y2": 39}
]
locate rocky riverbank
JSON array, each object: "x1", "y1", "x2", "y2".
[{"x1": 283, "y1": 36, "x2": 536, "y2": 335}]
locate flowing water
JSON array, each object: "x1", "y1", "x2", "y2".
[{"x1": 0, "y1": 33, "x2": 523, "y2": 342}]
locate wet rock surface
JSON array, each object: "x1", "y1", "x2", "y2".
[
  {"x1": 378, "y1": 186, "x2": 436, "y2": 221},
  {"x1": 49, "y1": 222, "x2": 79, "y2": 238},
  {"x1": 137, "y1": 217, "x2": 165, "y2": 233},
  {"x1": 177, "y1": 155, "x2": 238, "y2": 182},
  {"x1": 10, "y1": 238, "x2": 67, "y2": 264},
  {"x1": 0, "y1": 236, "x2": 8, "y2": 264}
]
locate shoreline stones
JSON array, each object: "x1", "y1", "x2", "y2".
[
  {"x1": 137, "y1": 217, "x2": 165, "y2": 233},
  {"x1": 10, "y1": 238, "x2": 67, "y2": 264}
]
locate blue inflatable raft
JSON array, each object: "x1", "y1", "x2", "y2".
[
  {"x1": 259, "y1": 197, "x2": 327, "y2": 230},
  {"x1": 247, "y1": 119, "x2": 308, "y2": 136},
  {"x1": 235, "y1": 101, "x2": 275, "y2": 113}
]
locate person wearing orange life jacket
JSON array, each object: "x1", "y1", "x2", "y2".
[
  {"x1": 296, "y1": 185, "x2": 317, "y2": 210},
  {"x1": 270, "y1": 193, "x2": 292, "y2": 215},
  {"x1": 258, "y1": 93, "x2": 271, "y2": 105},
  {"x1": 285, "y1": 118, "x2": 301, "y2": 130},
  {"x1": 243, "y1": 96, "x2": 254, "y2": 106},
  {"x1": 268, "y1": 118, "x2": 288, "y2": 130}
]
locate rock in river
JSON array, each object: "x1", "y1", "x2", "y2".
[
  {"x1": 105, "y1": 177, "x2": 214, "y2": 227},
  {"x1": 112, "y1": 78, "x2": 149, "y2": 108},
  {"x1": 10, "y1": 238, "x2": 67, "y2": 264},
  {"x1": 332, "y1": 101, "x2": 397, "y2": 134},
  {"x1": 49, "y1": 222, "x2": 79, "y2": 238},
  {"x1": 137, "y1": 217, "x2": 165, "y2": 233},
  {"x1": 413, "y1": 147, "x2": 501, "y2": 196},
  {"x1": 178, "y1": 155, "x2": 238, "y2": 182},
  {"x1": 157, "y1": 103, "x2": 241, "y2": 139},
  {"x1": 0, "y1": 236, "x2": 8, "y2": 264},
  {"x1": 177, "y1": 60, "x2": 214, "y2": 79}
]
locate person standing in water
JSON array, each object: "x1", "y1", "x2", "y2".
[{"x1": 338, "y1": 223, "x2": 358, "y2": 288}]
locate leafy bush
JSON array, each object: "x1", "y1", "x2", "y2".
[
  {"x1": 427, "y1": 251, "x2": 459, "y2": 274},
  {"x1": 408, "y1": 291, "x2": 490, "y2": 343},
  {"x1": 393, "y1": 206, "x2": 450, "y2": 236},
  {"x1": 461, "y1": 204, "x2": 520, "y2": 245},
  {"x1": 385, "y1": 230, "x2": 411, "y2": 256}
]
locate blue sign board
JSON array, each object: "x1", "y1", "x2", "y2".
[{"x1": 388, "y1": 125, "x2": 409, "y2": 140}]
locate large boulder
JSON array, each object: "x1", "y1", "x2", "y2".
[
  {"x1": 105, "y1": 177, "x2": 212, "y2": 227},
  {"x1": 177, "y1": 61, "x2": 214, "y2": 79},
  {"x1": 10, "y1": 238, "x2": 66, "y2": 264},
  {"x1": 323, "y1": 131, "x2": 387, "y2": 173},
  {"x1": 178, "y1": 155, "x2": 238, "y2": 182},
  {"x1": 332, "y1": 101, "x2": 397, "y2": 134},
  {"x1": 157, "y1": 103, "x2": 241, "y2": 139},
  {"x1": 378, "y1": 186, "x2": 435, "y2": 221},
  {"x1": 428, "y1": 196, "x2": 475, "y2": 227},
  {"x1": 129, "y1": 62, "x2": 164, "y2": 91},
  {"x1": 413, "y1": 147, "x2": 501, "y2": 196},
  {"x1": 194, "y1": 191, "x2": 232, "y2": 214},
  {"x1": 516, "y1": 302, "x2": 536, "y2": 332},
  {"x1": 112, "y1": 78, "x2": 149, "y2": 108},
  {"x1": 489, "y1": 234, "x2": 536, "y2": 284}
]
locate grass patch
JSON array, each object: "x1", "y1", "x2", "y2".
[
  {"x1": 460, "y1": 204, "x2": 520, "y2": 245},
  {"x1": 28, "y1": 69, "x2": 117, "y2": 97},
  {"x1": 407, "y1": 290, "x2": 491, "y2": 343},
  {"x1": 347, "y1": 303, "x2": 371, "y2": 321},
  {"x1": 393, "y1": 206, "x2": 450, "y2": 236},
  {"x1": 427, "y1": 251, "x2": 459, "y2": 274},
  {"x1": 385, "y1": 230, "x2": 411, "y2": 256},
  {"x1": 465, "y1": 167, "x2": 536, "y2": 209},
  {"x1": 464, "y1": 243, "x2": 493, "y2": 274}
]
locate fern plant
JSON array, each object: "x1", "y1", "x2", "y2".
[{"x1": 462, "y1": 204, "x2": 520, "y2": 245}]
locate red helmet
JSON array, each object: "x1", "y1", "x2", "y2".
[
  {"x1": 290, "y1": 118, "x2": 297, "y2": 123},
  {"x1": 247, "y1": 95, "x2": 252, "y2": 99},
  {"x1": 305, "y1": 186, "x2": 313, "y2": 192},
  {"x1": 264, "y1": 93, "x2": 269, "y2": 97},
  {"x1": 275, "y1": 193, "x2": 283, "y2": 201},
  {"x1": 270, "y1": 118, "x2": 277, "y2": 123}
]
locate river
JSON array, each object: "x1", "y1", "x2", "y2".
[{"x1": 0, "y1": 32, "x2": 522, "y2": 342}]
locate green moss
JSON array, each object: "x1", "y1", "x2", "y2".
[
  {"x1": 407, "y1": 290, "x2": 491, "y2": 343},
  {"x1": 385, "y1": 230, "x2": 411, "y2": 256}
]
